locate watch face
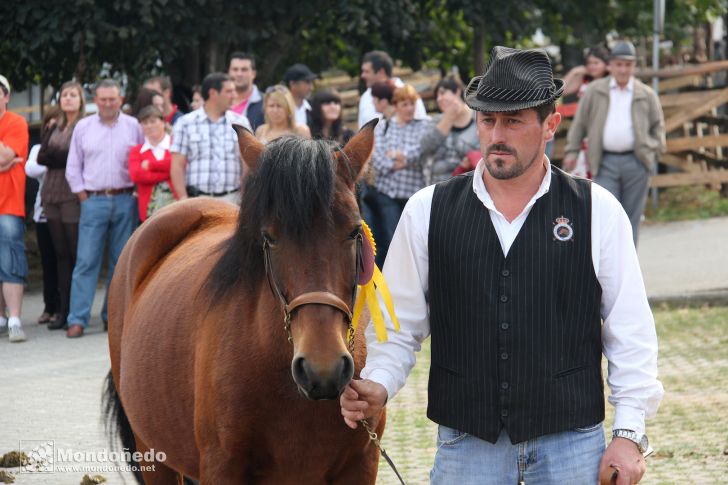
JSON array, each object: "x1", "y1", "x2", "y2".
[{"x1": 639, "y1": 434, "x2": 649, "y2": 452}]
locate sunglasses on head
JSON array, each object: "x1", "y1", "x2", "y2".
[{"x1": 265, "y1": 85, "x2": 288, "y2": 94}]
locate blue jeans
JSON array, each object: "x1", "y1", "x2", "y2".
[
  {"x1": 67, "y1": 194, "x2": 138, "y2": 327},
  {"x1": 362, "y1": 187, "x2": 407, "y2": 268},
  {"x1": 430, "y1": 423, "x2": 605, "y2": 484},
  {"x1": 0, "y1": 214, "x2": 27, "y2": 284}
]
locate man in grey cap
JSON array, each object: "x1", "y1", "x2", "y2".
[
  {"x1": 341, "y1": 46, "x2": 662, "y2": 484},
  {"x1": 564, "y1": 41, "x2": 665, "y2": 245}
]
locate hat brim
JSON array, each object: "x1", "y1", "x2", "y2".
[
  {"x1": 464, "y1": 77, "x2": 565, "y2": 113},
  {"x1": 610, "y1": 55, "x2": 636, "y2": 61}
]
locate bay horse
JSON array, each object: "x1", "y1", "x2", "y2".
[{"x1": 103, "y1": 120, "x2": 385, "y2": 484}]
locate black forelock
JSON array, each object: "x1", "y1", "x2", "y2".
[
  {"x1": 241, "y1": 136, "x2": 336, "y2": 242},
  {"x1": 206, "y1": 136, "x2": 345, "y2": 299}
]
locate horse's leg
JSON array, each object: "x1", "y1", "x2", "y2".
[
  {"x1": 134, "y1": 433, "x2": 184, "y2": 485},
  {"x1": 198, "y1": 447, "x2": 247, "y2": 485}
]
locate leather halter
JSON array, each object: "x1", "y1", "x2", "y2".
[{"x1": 262, "y1": 232, "x2": 362, "y2": 350}]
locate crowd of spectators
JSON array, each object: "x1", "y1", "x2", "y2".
[{"x1": 1, "y1": 41, "x2": 659, "y2": 342}]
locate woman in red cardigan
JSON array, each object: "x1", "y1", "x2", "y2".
[{"x1": 128, "y1": 106, "x2": 178, "y2": 221}]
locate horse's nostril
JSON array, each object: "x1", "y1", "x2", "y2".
[
  {"x1": 339, "y1": 355, "x2": 354, "y2": 384},
  {"x1": 292, "y1": 356, "x2": 311, "y2": 388}
]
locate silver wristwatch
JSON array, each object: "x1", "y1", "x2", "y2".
[{"x1": 613, "y1": 429, "x2": 650, "y2": 455}]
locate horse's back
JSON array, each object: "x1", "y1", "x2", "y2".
[
  {"x1": 111, "y1": 198, "x2": 236, "y2": 298},
  {"x1": 107, "y1": 198, "x2": 238, "y2": 477}
]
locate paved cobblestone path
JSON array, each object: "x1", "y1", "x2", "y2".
[{"x1": 0, "y1": 292, "x2": 136, "y2": 485}]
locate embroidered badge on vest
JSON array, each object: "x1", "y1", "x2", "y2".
[{"x1": 553, "y1": 216, "x2": 574, "y2": 242}]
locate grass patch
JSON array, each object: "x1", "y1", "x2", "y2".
[
  {"x1": 644, "y1": 185, "x2": 728, "y2": 223},
  {"x1": 377, "y1": 306, "x2": 728, "y2": 484}
]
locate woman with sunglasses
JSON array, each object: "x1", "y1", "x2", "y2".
[
  {"x1": 309, "y1": 90, "x2": 354, "y2": 145},
  {"x1": 255, "y1": 85, "x2": 310, "y2": 143}
]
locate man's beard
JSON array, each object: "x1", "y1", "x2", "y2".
[{"x1": 484, "y1": 143, "x2": 539, "y2": 180}]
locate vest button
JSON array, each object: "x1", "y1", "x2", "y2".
[
  {"x1": 501, "y1": 382, "x2": 509, "y2": 390},
  {"x1": 500, "y1": 295, "x2": 508, "y2": 303},
  {"x1": 500, "y1": 322, "x2": 509, "y2": 330},
  {"x1": 501, "y1": 269, "x2": 510, "y2": 277},
  {"x1": 501, "y1": 352, "x2": 509, "y2": 360},
  {"x1": 501, "y1": 409, "x2": 509, "y2": 417}
]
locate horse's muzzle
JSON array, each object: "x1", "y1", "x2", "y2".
[{"x1": 291, "y1": 353, "x2": 354, "y2": 400}]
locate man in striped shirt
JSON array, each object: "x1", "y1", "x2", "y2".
[{"x1": 170, "y1": 73, "x2": 251, "y2": 204}]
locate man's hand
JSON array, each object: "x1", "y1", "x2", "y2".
[
  {"x1": 77, "y1": 190, "x2": 88, "y2": 202},
  {"x1": 562, "y1": 153, "x2": 578, "y2": 172},
  {"x1": 141, "y1": 159, "x2": 150, "y2": 170},
  {"x1": 340, "y1": 379, "x2": 388, "y2": 429},
  {"x1": 599, "y1": 437, "x2": 646, "y2": 484}
]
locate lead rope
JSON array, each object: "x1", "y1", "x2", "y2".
[
  {"x1": 360, "y1": 419, "x2": 406, "y2": 485},
  {"x1": 352, "y1": 235, "x2": 406, "y2": 485}
]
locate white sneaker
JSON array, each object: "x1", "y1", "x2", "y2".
[{"x1": 8, "y1": 325, "x2": 27, "y2": 343}]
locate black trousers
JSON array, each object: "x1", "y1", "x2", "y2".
[{"x1": 35, "y1": 221, "x2": 60, "y2": 315}]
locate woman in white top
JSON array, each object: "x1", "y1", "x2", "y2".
[
  {"x1": 25, "y1": 108, "x2": 63, "y2": 328},
  {"x1": 255, "y1": 85, "x2": 310, "y2": 143}
]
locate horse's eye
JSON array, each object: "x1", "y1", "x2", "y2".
[
  {"x1": 347, "y1": 226, "x2": 362, "y2": 240},
  {"x1": 262, "y1": 232, "x2": 277, "y2": 246}
]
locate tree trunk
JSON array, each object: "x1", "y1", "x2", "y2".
[
  {"x1": 74, "y1": 33, "x2": 87, "y2": 82},
  {"x1": 473, "y1": 19, "x2": 485, "y2": 76},
  {"x1": 207, "y1": 39, "x2": 219, "y2": 74}
]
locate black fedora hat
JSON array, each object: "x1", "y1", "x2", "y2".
[{"x1": 464, "y1": 46, "x2": 564, "y2": 112}]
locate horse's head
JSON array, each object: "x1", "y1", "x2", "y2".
[{"x1": 232, "y1": 121, "x2": 377, "y2": 400}]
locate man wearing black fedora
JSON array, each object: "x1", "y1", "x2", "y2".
[
  {"x1": 341, "y1": 46, "x2": 663, "y2": 484},
  {"x1": 564, "y1": 41, "x2": 665, "y2": 245}
]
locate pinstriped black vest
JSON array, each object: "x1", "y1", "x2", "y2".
[{"x1": 427, "y1": 167, "x2": 603, "y2": 444}]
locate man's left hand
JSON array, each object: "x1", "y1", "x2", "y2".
[{"x1": 598, "y1": 437, "x2": 646, "y2": 484}]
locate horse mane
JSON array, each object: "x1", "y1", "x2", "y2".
[{"x1": 208, "y1": 136, "x2": 339, "y2": 297}]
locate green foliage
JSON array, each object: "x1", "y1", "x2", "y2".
[
  {"x1": 0, "y1": 0, "x2": 726, "y2": 93},
  {"x1": 538, "y1": 0, "x2": 727, "y2": 68}
]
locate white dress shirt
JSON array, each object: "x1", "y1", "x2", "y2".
[
  {"x1": 602, "y1": 77, "x2": 636, "y2": 152},
  {"x1": 361, "y1": 160, "x2": 664, "y2": 435},
  {"x1": 357, "y1": 77, "x2": 428, "y2": 128},
  {"x1": 295, "y1": 99, "x2": 311, "y2": 126}
]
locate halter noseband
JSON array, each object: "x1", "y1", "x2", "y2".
[{"x1": 262, "y1": 232, "x2": 362, "y2": 351}]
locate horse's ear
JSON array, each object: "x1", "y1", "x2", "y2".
[
  {"x1": 233, "y1": 124, "x2": 264, "y2": 171},
  {"x1": 336, "y1": 118, "x2": 378, "y2": 186}
]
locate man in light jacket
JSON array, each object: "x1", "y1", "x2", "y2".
[{"x1": 563, "y1": 41, "x2": 665, "y2": 245}]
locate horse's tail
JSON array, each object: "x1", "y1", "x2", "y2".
[{"x1": 102, "y1": 369, "x2": 145, "y2": 484}]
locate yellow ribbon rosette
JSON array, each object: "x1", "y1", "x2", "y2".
[{"x1": 352, "y1": 221, "x2": 400, "y2": 341}]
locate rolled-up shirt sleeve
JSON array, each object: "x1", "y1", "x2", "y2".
[
  {"x1": 361, "y1": 185, "x2": 434, "y2": 400},
  {"x1": 594, "y1": 184, "x2": 664, "y2": 435}
]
